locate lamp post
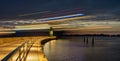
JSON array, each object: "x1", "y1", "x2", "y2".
[{"x1": 49, "y1": 27, "x2": 54, "y2": 37}]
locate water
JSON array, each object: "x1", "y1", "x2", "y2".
[{"x1": 44, "y1": 36, "x2": 120, "y2": 61}]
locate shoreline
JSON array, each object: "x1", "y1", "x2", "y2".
[{"x1": 40, "y1": 37, "x2": 56, "y2": 61}]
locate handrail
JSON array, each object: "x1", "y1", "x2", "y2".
[
  {"x1": 41, "y1": 38, "x2": 56, "y2": 45},
  {"x1": 1, "y1": 40, "x2": 34, "y2": 61}
]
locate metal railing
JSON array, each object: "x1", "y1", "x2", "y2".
[{"x1": 1, "y1": 40, "x2": 34, "y2": 61}]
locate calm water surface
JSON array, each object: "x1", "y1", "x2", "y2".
[{"x1": 44, "y1": 36, "x2": 120, "y2": 61}]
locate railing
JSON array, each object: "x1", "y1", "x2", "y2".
[
  {"x1": 41, "y1": 38, "x2": 56, "y2": 45},
  {"x1": 1, "y1": 40, "x2": 34, "y2": 61}
]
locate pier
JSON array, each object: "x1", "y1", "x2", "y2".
[{"x1": 0, "y1": 36, "x2": 56, "y2": 61}]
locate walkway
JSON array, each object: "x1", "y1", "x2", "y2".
[
  {"x1": 0, "y1": 36, "x2": 55, "y2": 61},
  {"x1": 26, "y1": 38, "x2": 48, "y2": 61},
  {"x1": 0, "y1": 39, "x2": 25, "y2": 60}
]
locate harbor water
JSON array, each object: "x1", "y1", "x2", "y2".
[{"x1": 44, "y1": 36, "x2": 120, "y2": 61}]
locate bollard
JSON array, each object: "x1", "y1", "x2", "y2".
[
  {"x1": 84, "y1": 37, "x2": 86, "y2": 43},
  {"x1": 86, "y1": 37, "x2": 88, "y2": 44},
  {"x1": 92, "y1": 37, "x2": 95, "y2": 47}
]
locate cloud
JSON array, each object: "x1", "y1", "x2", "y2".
[{"x1": 0, "y1": 0, "x2": 120, "y2": 20}]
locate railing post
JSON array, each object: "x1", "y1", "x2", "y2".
[
  {"x1": 22, "y1": 44, "x2": 25, "y2": 61},
  {"x1": 9, "y1": 57, "x2": 13, "y2": 61},
  {"x1": 19, "y1": 48, "x2": 21, "y2": 61}
]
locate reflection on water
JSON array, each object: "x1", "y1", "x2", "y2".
[{"x1": 44, "y1": 36, "x2": 120, "y2": 61}]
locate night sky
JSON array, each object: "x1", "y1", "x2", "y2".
[
  {"x1": 0, "y1": 0, "x2": 120, "y2": 19},
  {"x1": 0, "y1": 0, "x2": 120, "y2": 35}
]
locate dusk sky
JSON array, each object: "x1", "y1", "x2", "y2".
[
  {"x1": 0, "y1": 0, "x2": 120, "y2": 19},
  {"x1": 0, "y1": 0, "x2": 120, "y2": 35}
]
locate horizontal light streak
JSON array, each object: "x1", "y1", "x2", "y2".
[
  {"x1": 77, "y1": 26, "x2": 112, "y2": 30},
  {"x1": 57, "y1": 26, "x2": 112, "y2": 30},
  {"x1": 0, "y1": 31, "x2": 16, "y2": 35},
  {"x1": 39, "y1": 13, "x2": 85, "y2": 21},
  {"x1": 14, "y1": 24, "x2": 50, "y2": 30},
  {"x1": 44, "y1": 16, "x2": 92, "y2": 23},
  {"x1": 0, "y1": 27, "x2": 14, "y2": 32},
  {"x1": 0, "y1": 29, "x2": 13, "y2": 31},
  {"x1": 51, "y1": 24, "x2": 70, "y2": 27},
  {"x1": 80, "y1": 21, "x2": 120, "y2": 25},
  {"x1": 0, "y1": 32, "x2": 15, "y2": 33},
  {"x1": 49, "y1": 21, "x2": 120, "y2": 29}
]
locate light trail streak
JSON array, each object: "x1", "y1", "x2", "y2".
[
  {"x1": 43, "y1": 16, "x2": 92, "y2": 23},
  {"x1": 14, "y1": 24, "x2": 50, "y2": 30},
  {"x1": 0, "y1": 31, "x2": 15, "y2": 35},
  {"x1": 39, "y1": 13, "x2": 85, "y2": 21}
]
